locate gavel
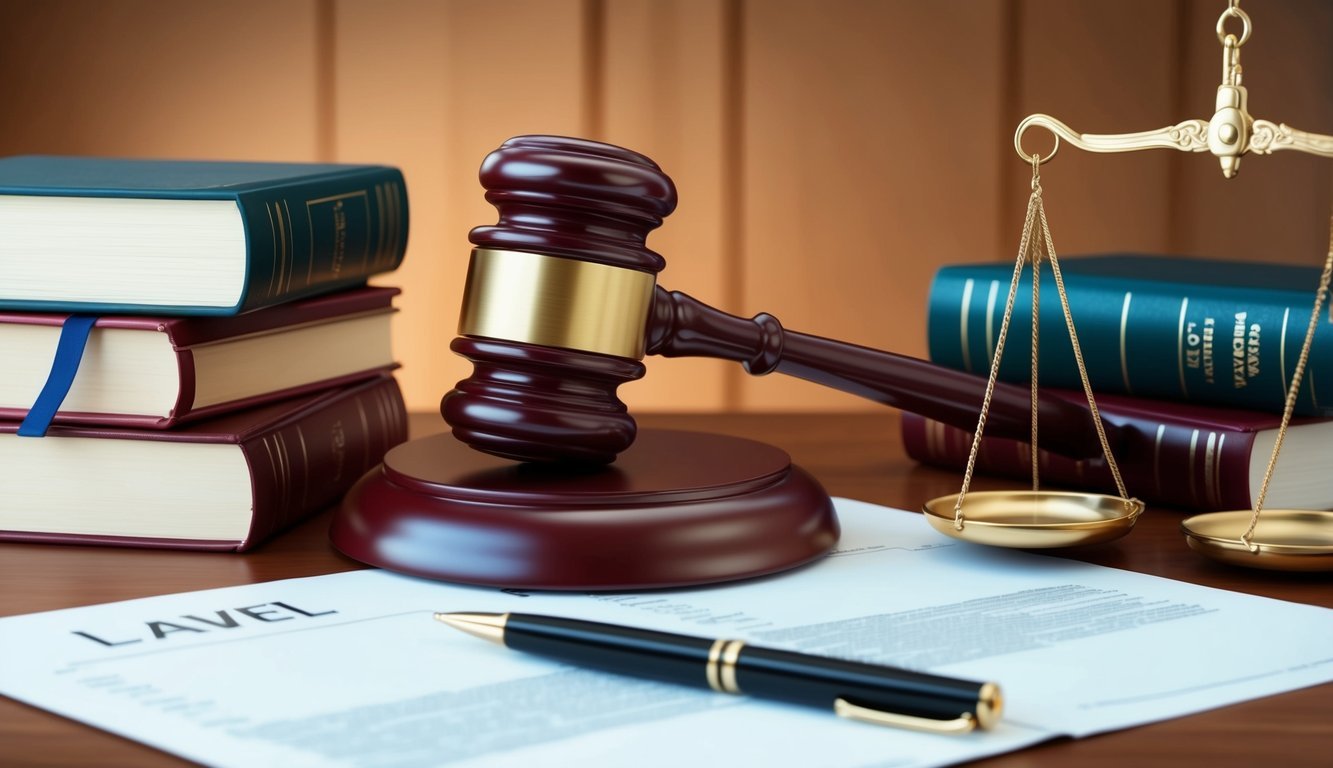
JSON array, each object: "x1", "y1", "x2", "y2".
[{"x1": 443, "y1": 135, "x2": 1106, "y2": 465}]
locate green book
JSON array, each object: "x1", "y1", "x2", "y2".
[
  {"x1": 0, "y1": 156, "x2": 407, "y2": 315},
  {"x1": 927, "y1": 254, "x2": 1333, "y2": 416}
]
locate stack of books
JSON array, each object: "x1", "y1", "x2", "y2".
[
  {"x1": 0, "y1": 156, "x2": 411, "y2": 549},
  {"x1": 906, "y1": 255, "x2": 1333, "y2": 511}
]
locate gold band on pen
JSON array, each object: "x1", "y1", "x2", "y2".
[
  {"x1": 705, "y1": 638, "x2": 727, "y2": 693},
  {"x1": 713, "y1": 632, "x2": 1002, "y2": 734},
  {"x1": 705, "y1": 639, "x2": 746, "y2": 695},
  {"x1": 457, "y1": 247, "x2": 657, "y2": 359},
  {"x1": 719, "y1": 640, "x2": 745, "y2": 694}
]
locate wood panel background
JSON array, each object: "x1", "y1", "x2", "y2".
[{"x1": 1, "y1": 0, "x2": 1329, "y2": 413}]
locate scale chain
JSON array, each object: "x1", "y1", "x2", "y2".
[
  {"x1": 1036, "y1": 194, "x2": 1133, "y2": 505},
  {"x1": 1242, "y1": 211, "x2": 1333, "y2": 551},
  {"x1": 952, "y1": 162, "x2": 1042, "y2": 529},
  {"x1": 1030, "y1": 169, "x2": 1042, "y2": 493},
  {"x1": 953, "y1": 158, "x2": 1137, "y2": 531}
]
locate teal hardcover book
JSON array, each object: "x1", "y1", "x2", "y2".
[
  {"x1": 927, "y1": 255, "x2": 1333, "y2": 416},
  {"x1": 0, "y1": 156, "x2": 408, "y2": 315}
]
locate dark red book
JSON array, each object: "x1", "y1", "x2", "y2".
[
  {"x1": 901, "y1": 390, "x2": 1333, "y2": 511},
  {"x1": 0, "y1": 286, "x2": 399, "y2": 428},
  {"x1": 0, "y1": 375, "x2": 407, "y2": 550}
]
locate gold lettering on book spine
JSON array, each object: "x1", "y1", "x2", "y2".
[
  {"x1": 1246, "y1": 321, "x2": 1261, "y2": 381},
  {"x1": 1204, "y1": 317, "x2": 1216, "y2": 383},
  {"x1": 306, "y1": 191, "x2": 371, "y2": 281},
  {"x1": 1232, "y1": 312, "x2": 1248, "y2": 388},
  {"x1": 306, "y1": 191, "x2": 368, "y2": 205},
  {"x1": 1176, "y1": 298, "x2": 1190, "y2": 397}
]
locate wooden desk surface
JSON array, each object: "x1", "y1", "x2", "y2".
[{"x1": 2, "y1": 412, "x2": 1329, "y2": 767}]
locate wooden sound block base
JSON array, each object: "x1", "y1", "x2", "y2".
[{"x1": 331, "y1": 429, "x2": 840, "y2": 590}]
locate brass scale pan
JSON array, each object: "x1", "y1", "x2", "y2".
[
  {"x1": 919, "y1": 1, "x2": 1333, "y2": 570},
  {"x1": 919, "y1": 136, "x2": 1151, "y2": 557},
  {"x1": 925, "y1": 496, "x2": 1333, "y2": 571},
  {"x1": 916, "y1": 229, "x2": 1333, "y2": 570}
]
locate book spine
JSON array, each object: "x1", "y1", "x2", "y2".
[
  {"x1": 234, "y1": 168, "x2": 408, "y2": 313},
  {"x1": 237, "y1": 376, "x2": 408, "y2": 550},
  {"x1": 900, "y1": 411, "x2": 1256, "y2": 511},
  {"x1": 171, "y1": 347, "x2": 196, "y2": 427},
  {"x1": 927, "y1": 267, "x2": 1333, "y2": 416}
]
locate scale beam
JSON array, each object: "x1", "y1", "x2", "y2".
[{"x1": 1014, "y1": 1, "x2": 1333, "y2": 178}]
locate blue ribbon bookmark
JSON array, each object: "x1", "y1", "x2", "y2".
[{"x1": 18, "y1": 315, "x2": 99, "y2": 437}]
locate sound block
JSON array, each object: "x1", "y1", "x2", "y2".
[{"x1": 331, "y1": 429, "x2": 839, "y2": 590}]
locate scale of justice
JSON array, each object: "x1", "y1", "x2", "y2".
[{"x1": 334, "y1": 0, "x2": 1333, "y2": 588}]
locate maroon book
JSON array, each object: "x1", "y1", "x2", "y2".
[
  {"x1": 0, "y1": 376, "x2": 407, "y2": 551},
  {"x1": 0, "y1": 286, "x2": 399, "y2": 428},
  {"x1": 902, "y1": 390, "x2": 1333, "y2": 512}
]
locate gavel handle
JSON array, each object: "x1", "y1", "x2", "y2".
[{"x1": 644, "y1": 287, "x2": 1110, "y2": 460}]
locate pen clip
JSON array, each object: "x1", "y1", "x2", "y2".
[{"x1": 833, "y1": 698, "x2": 978, "y2": 735}]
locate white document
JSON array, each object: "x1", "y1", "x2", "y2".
[{"x1": 1, "y1": 498, "x2": 1330, "y2": 768}]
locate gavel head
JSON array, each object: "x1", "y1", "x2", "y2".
[{"x1": 442, "y1": 135, "x2": 677, "y2": 464}]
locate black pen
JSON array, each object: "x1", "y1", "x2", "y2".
[{"x1": 435, "y1": 611, "x2": 1001, "y2": 734}]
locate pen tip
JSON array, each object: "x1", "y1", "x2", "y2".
[{"x1": 434, "y1": 612, "x2": 508, "y2": 645}]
